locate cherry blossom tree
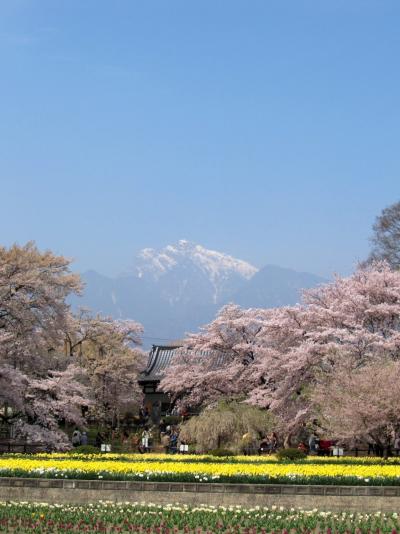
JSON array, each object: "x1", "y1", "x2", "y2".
[
  {"x1": 0, "y1": 243, "x2": 90, "y2": 448},
  {"x1": 160, "y1": 304, "x2": 269, "y2": 408},
  {"x1": 313, "y1": 359, "x2": 400, "y2": 456},
  {"x1": 63, "y1": 310, "x2": 145, "y2": 426},
  {"x1": 248, "y1": 262, "x2": 400, "y2": 438},
  {"x1": 0, "y1": 242, "x2": 146, "y2": 446},
  {"x1": 162, "y1": 263, "x2": 400, "y2": 444},
  {"x1": 64, "y1": 309, "x2": 142, "y2": 360},
  {"x1": 0, "y1": 242, "x2": 81, "y2": 368},
  {"x1": 86, "y1": 347, "x2": 145, "y2": 427},
  {"x1": 0, "y1": 364, "x2": 92, "y2": 449}
]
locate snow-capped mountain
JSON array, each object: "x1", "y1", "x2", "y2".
[
  {"x1": 70, "y1": 241, "x2": 325, "y2": 346},
  {"x1": 136, "y1": 240, "x2": 257, "y2": 304}
]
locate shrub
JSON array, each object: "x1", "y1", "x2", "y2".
[
  {"x1": 276, "y1": 447, "x2": 307, "y2": 460},
  {"x1": 68, "y1": 445, "x2": 101, "y2": 455},
  {"x1": 179, "y1": 400, "x2": 274, "y2": 452},
  {"x1": 208, "y1": 448, "x2": 236, "y2": 457}
]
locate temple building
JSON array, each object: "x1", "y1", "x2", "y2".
[
  {"x1": 138, "y1": 342, "x2": 227, "y2": 422},
  {"x1": 138, "y1": 343, "x2": 182, "y2": 421}
]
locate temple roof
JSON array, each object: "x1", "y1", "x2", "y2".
[
  {"x1": 138, "y1": 344, "x2": 181, "y2": 383},
  {"x1": 138, "y1": 343, "x2": 228, "y2": 384}
]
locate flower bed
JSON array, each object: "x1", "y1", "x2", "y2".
[
  {"x1": 0, "y1": 501, "x2": 400, "y2": 533},
  {"x1": 9, "y1": 452, "x2": 400, "y2": 464},
  {"x1": 1, "y1": 454, "x2": 400, "y2": 485}
]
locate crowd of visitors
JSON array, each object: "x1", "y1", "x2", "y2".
[
  {"x1": 159, "y1": 419, "x2": 189, "y2": 454},
  {"x1": 70, "y1": 409, "x2": 400, "y2": 457},
  {"x1": 367, "y1": 436, "x2": 400, "y2": 457},
  {"x1": 123, "y1": 421, "x2": 189, "y2": 454}
]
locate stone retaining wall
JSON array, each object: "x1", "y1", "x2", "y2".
[{"x1": 0, "y1": 478, "x2": 398, "y2": 511}]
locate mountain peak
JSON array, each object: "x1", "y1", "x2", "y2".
[
  {"x1": 136, "y1": 240, "x2": 258, "y2": 282},
  {"x1": 177, "y1": 238, "x2": 193, "y2": 248}
]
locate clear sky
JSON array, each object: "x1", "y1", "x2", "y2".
[{"x1": 1, "y1": 0, "x2": 399, "y2": 278}]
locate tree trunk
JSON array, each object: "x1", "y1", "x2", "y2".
[
  {"x1": 284, "y1": 433, "x2": 292, "y2": 449},
  {"x1": 384, "y1": 445, "x2": 389, "y2": 460}
]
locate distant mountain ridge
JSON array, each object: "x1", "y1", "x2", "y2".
[
  {"x1": 233, "y1": 264, "x2": 326, "y2": 308},
  {"x1": 70, "y1": 241, "x2": 326, "y2": 345}
]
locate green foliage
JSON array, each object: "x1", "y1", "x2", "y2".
[
  {"x1": 276, "y1": 447, "x2": 307, "y2": 460},
  {"x1": 179, "y1": 400, "x2": 274, "y2": 452},
  {"x1": 67, "y1": 445, "x2": 101, "y2": 455},
  {"x1": 208, "y1": 448, "x2": 236, "y2": 457}
]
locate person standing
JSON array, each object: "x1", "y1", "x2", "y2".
[
  {"x1": 169, "y1": 428, "x2": 179, "y2": 453},
  {"x1": 141, "y1": 427, "x2": 150, "y2": 453},
  {"x1": 72, "y1": 429, "x2": 82, "y2": 447},
  {"x1": 161, "y1": 432, "x2": 170, "y2": 454},
  {"x1": 308, "y1": 434, "x2": 317, "y2": 454},
  {"x1": 270, "y1": 432, "x2": 278, "y2": 453},
  {"x1": 95, "y1": 431, "x2": 105, "y2": 449},
  {"x1": 297, "y1": 441, "x2": 308, "y2": 454},
  {"x1": 258, "y1": 436, "x2": 270, "y2": 455},
  {"x1": 80, "y1": 431, "x2": 88, "y2": 446}
]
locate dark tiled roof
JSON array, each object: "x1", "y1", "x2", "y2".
[
  {"x1": 138, "y1": 344, "x2": 228, "y2": 383},
  {"x1": 138, "y1": 344, "x2": 181, "y2": 383}
]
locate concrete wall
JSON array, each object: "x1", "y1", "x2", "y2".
[{"x1": 0, "y1": 478, "x2": 399, "y2": 511}]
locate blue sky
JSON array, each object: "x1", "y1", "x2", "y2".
[{"x1": 0, "y1": 0, "x2": 399, "y2": 278}]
